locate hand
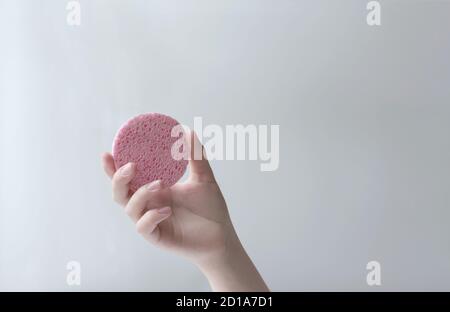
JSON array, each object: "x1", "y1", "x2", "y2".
[{"x1": 101, "y1": 131, "x2": 269, "y2": 291}]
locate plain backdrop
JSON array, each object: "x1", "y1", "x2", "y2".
[{"x1": 0, "y1": 0, "x2": 449, "y2": 291}]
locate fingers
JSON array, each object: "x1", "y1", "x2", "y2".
[
  {"x1": 124, "y1": 181, "x2": 172, "y2": 243},
  {"x1": 136, "y1": 206, "x2": 172, "y2": 243},
  {"x1": 111, "y1": 162, "x2": 136, "y2": 206},
  {"x1": 101, "y1": 152, "x2": 116, "y2": 178},
  {"x1": 124, "y1": 180, "x2": 171, "y2": 223},
  {"x1": 102, "y1": 154, "x2": 173, "y2": 244},
  {"x1": 186, "y1": 130, "x2": 216, "y2": 183}
]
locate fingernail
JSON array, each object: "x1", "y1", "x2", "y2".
[
  {"x1": 120, "y1": 163, "x2": 134, "y2": 176},
  {"x1": 157, "y1": 206, "x2": 171, "y2": 215},
  {"x1": 146, "y1": 180, "x2": 162, "y2": 191}
]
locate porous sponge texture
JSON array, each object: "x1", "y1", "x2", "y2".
[{"x1": 112, "y1": 113, "x2": 188, "y2": 192}]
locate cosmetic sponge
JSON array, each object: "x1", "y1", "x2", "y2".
[{"x1": 112, "y1": 113, "x2": 188, "y2": 192}]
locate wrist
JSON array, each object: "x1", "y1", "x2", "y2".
[
  {"x1": 195, "y1": 227, "x2": 269, "y2": 292},
  {"x1": 196, "y1": 227, "x2": 243, "y2": 272}
]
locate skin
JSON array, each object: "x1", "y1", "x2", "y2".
[{"x1": 101, "y1": 131, "x2": 269, "y2": 292}]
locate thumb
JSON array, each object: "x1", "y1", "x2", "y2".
[{"x1": 186, "y1": 130, "x2": 215, "y2": 183}]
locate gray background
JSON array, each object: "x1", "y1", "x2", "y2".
[{"x1": 0, "y1": 0, "x2": 449, "y2": 291}]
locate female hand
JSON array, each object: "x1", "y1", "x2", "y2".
[{"x1": 101, "y1": 131, "x2": 269, "y2": 291}]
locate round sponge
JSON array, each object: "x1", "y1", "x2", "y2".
[{"x1": 112, "y1": 113, "x2": 188, "y2": 192}]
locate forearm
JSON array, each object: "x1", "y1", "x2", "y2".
[{"x1": 197, "y1": 231, "x2": 269, "y2": 292}]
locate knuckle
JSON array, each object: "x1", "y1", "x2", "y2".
[
  {"x1": 124, "y1": 204, "x2": 134, "y2": 217},
  {"x1": 113, "y1": 172, "x2": 130, "y2": 185},
  {"x1": 112, "y1": 192, "x2": 120, "y2": 204},
  {"x1": 136, "y1": 221, "x2": 147, "y2": 235},
  {"x1": 113, "y1": 175, "x2": 126, "y2": 185}
]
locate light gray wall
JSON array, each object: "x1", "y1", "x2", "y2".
[{"x1": 0, "y1": 0, "x2": 449, "y2": 291}]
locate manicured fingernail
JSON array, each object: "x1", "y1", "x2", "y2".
[
  {"x1": 157, "y1": 206, "x2": 171, "y2": 215},
  {"x1": 146, "y1": 180, "x2": 162, "y2": 191},
  {"x1": 120, "y1": 163, "x2": 134, "y2": 176}
]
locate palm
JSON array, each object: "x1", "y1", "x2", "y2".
[{"x1": 157, "y1": 181, "x2": 231, "y2": 257}]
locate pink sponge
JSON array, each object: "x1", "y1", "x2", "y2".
[{"x1": 112, "y1": 113, "x2": 188, "y2": 192}]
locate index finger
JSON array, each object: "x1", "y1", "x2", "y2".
[{"x1": 102, "y1": 152, "x2": 116, "y2": 179}]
